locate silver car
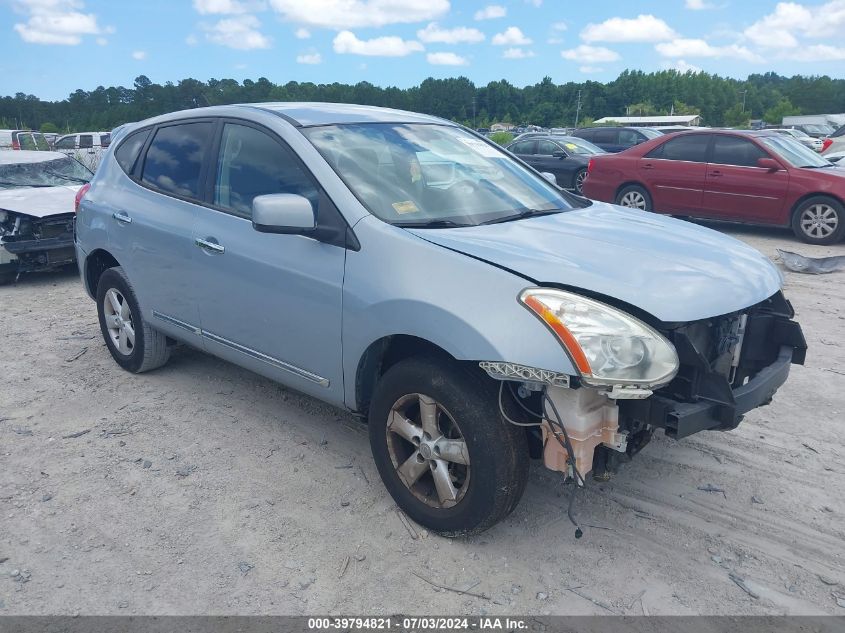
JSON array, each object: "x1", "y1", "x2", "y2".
[{"x1": 75, "y1": 103, "x2": 806, "y2": 536}]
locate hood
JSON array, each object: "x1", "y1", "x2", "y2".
[
  {"x1": 0, "y1": 185, "x2": 81, "y2": 218},
  {"x1": 408, "y1": 203, "x2": 783, "y2": 323}
]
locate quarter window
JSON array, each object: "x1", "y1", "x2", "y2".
[
  {"x1": 618, "y1": 129, "x2": 640, "y2": 147},
  {"x1": 115, "y1": 128, "x2": 151, "y2": 175},
  {"x1": 141, "y1": 122, "x2": 213, "y2": 199},
  {"x1": 100, "y1": 133, "x2": 111, "y2": 148},
  {"x1": 213, "y1": 123, "x2": 319, "y2": 217},
  {"x1": 711, "y1": 136, "x2": 768, "y2": 167},
  {"x1": 647, "y1": 134, "x2": 709, "y2": 162}
]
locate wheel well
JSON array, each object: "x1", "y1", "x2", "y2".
[
  {"x1": 85, "y1": 249, "x2": 120, "y2": 296},
  {"x1": 615, "y1": 180, "x2": 648, "y2": 201},
  {"x1": 355, "y1": 335, "x2": 455, "y2": 416},
  {"x1": 789, "y1": 192, "x2": 845, "y2": 222}
]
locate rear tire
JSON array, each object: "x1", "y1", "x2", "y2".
[
  {"x1": 368, "y1": 356, "x2": 529, "y2": 536},
  {"x1": 615, "y1": 184, "x2": 652, "y2": 211},
  {"x1": 96, "y1": 266, "x2": 170, "y2": 373},
  {"x1": 791, "y1": 196, "x2": 845, "y2": 245},
  {"x1": 573, "y1": 168, "x2": 587, "y2": 195}
]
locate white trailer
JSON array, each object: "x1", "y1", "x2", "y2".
[{"x1": 782, "y1": 114, "x2": 845, "y2": 129}]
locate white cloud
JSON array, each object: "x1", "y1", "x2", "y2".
[
  {"x1": 551, "y1": 21, "x2": 567, "y2": 31},
  {"x1": 561, "y1": 44, "x2": 620, "y2": 63},
  {"x1": 417, "y1": 22, "x2": 484, "y2": 44},
  {"x1": 192, "y1": 0, "x2": 261, "y2": 14},
  {"x1": 203, "y1": 15, "x2": 271, "y2": 49},
  {"x1": 525, "y1": 0, "x2": 542, "y2": 6},
  {"x1": 783, "y1": 44, "x2": 845, "y2": 61},
  {"x1": 269, "y1": 0, "x2": 450, "y2": 29},
  {"x1": 186, "y1": 33, "x2": 199, "y2": 45},
  {"x1": 491, "y1": 26, "x2": 531, "y2": 46},
  {"x1": 295, "y1": 27, "x2": 310, "y2": 39},
  {"x1": 132, "y1": 50, "x2": 146, "y2": 60},
  {"x1": 333, "y1": 30, "x2": 424, "y2": 56},
  {"x1": 581, "y1": 14, "x2": 677, "y2": 43},
  {"x1": 502, "y1": 47, "x2": 534, "y2": 59},
  {"x1": 579, "y1": 65, "x2": 603, "y2": 73},
  {"x1": 743, "y1": 1, "x2": 845, "y2": 49},
  {"x1": 13, "y1": 0, "x2": 101, "y2": 45},
  {"x1": 662, "y1": 59, "x2": 703, "y2": 73},
  {"x1": 426, "y1": 51, "x2": 468, "y2": 65},
  {"x1": 655, "y1": 38, "x2": 762, "y2": 62},
  {"x1": 96, "y1": 36, "x2": 107, "y2": 45},
  {"x1": 547, "y1": 37, "x2": 563, "y2": 44},
  {"x1": 474, "y1": 4, "x2": 505, "y2": 20},
  {"x1": 296, "y1": 51, "x2": 322, "y2": 64},
  {"x1": 685, "y1": 0, "x2": 715, "y2": 9}
]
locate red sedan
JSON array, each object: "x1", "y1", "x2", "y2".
[{"x1": 582, "y1": 129, "x2": 845, "y2": 244}]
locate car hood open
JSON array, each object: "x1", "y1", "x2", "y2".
[
  {"x1": 408, "y1": 203, "x2": 783, "y2": 323},
  {"x1": 0, "y1": 185, "x2": 81, "y2": 218}
]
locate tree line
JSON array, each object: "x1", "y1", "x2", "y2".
[{"x1": 2, "y1": 69, "x2": 844, "y2": 134}]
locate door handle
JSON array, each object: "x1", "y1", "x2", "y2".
[
  {"x1": 195, "y1": 238, "x2": 225, "y2": 254},
  {"x1": 112, "y1": 212, "x2": 132, "y2": 224},
  {"x1": 642, "y1": 163, "x2": 654, "y2": 170},
  {"x1": 710, "y1": 170, "x2": 723, "y2": 177}
]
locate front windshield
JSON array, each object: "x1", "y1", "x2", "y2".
[
  {"x1": 760, "y1": 135, "x2": 831, "y2": 168},
  {"x1": 0, "y1": 157, "x2": 93, "y2": 189},
  {"x1": 558, "y1": 137, "x2": 605, "y2": 155},
  {"x1": 304, "y1": 123, "x2": 574, "y2": 226}
]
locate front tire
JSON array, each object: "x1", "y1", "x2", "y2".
[
  {"x1": 96, "y1": 266, "x2": 170, "y2": 373},
  {"x1": 368, "y1": 356, "x2": 529, "y2": 536},
  {"x1": 791, "y1": 196, "x2": 845, "y2": 244},
  {"x1": 573, "y1": 168, "x2": 587, "y2": 195},
  {"x1": 615, "y1": 184, "x2": 652, "y2": 211}
]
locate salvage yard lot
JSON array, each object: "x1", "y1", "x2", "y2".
[{"x1": 1, "y1": 224, "x2": 844, "y2": 616}]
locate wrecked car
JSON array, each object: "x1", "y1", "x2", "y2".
[
  {"x1": 74, "y1": 104, "x2": 806, "y2": 536},
  {"x1": 0, "y1": 151, "x2": 92, "y2": 285}
]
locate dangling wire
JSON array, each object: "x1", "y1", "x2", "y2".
[
  {"x1": 542, "y1": 389, "x2": 586, "y2": 538},
  {"x1": 498, "y1": 381, "x2": 543, "y2": 427}
]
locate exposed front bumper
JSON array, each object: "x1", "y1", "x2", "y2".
[
  {"x1": 626, "y1": 345, "x2": 795, "y2": 439},
  {"x1": 2, "y1": 235, "x2": 76, "y2": 271}
]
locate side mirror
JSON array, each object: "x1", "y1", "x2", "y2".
[
  {"x1": 757, "y1": 158, "x2": 781, "y2": 171},
  {"x1": 540, "y1": 172, "x2": 558, "y2": 185},
  {"x1": 552, "y1": 150, "x2": 566, "y2": 158},
  {"x1": 252, "y1": 194, "x2": 315, "y2": 234}
]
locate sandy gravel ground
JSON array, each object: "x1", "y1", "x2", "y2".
[{"x1": 1, "y1": 222, "x2": 844, "y2": 616}]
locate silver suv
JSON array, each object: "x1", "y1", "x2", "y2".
[{"x1": 75, "y1": 103, "x2": 806, "y2": 535}]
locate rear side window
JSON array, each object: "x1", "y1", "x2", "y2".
[
  {"x1": 55, "y1": 136, "x2": 75, "y2": 150},
  {"x1": 510, "y1": 141, "x2": 534, "y2": 155},
  {"x1": 647, "y1": 134, "x2": 709, "y2": 162},
  {"x1": 79, "y1": 135, "x2": 93, "y2": 149},
  {"x1": 33, "y1": 134, "x2": 49, "y2": 150},
  {"x1": 593, "y1": 129, "x2": 617, "y2": 144},
  {"x1": 141, "y1": 122, "x2": 214, "y2": 199},
  {"x1": 213, "y1": 123, "x2": 319, "y2": 217},
  {"x1": 711, "y1": 136, "x2": 768, "y2": 167},
  {"x1": 831, "y1": 125, "x2": 845, "y2": 138},
  {"x1": 17, "y1": 133, "x2": 36, "y2": 150},
  {"x1": 575, "y1": 129, "x2": 594, "y2": 141},
  {"x1": 100, "y1": 133, "x2": 111, "y2": 148},
  {"x1": 115, "y1": 128, "x2": 151, "y2": 175},
  {"x1": 537, "y1": 140, "x2": 560, "y2": 155}
]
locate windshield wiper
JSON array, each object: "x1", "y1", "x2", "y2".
[
  {"x1": 481, "y1": 208, "x2": 564, "y2": 225},
  {"x1": 393, "y1": 219, "x2": 472, "y2": 229},
  {"x1": 0, "y1": 181, "x2": 53, "y2": 188},
  {"x1": 43, "y1": 169, "x2": 90, "y2": 184}
]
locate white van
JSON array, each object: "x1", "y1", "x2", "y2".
[{"x1": 54, "y1": 132, "x2": 111, "y2": 171}]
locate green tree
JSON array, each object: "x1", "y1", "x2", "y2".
[
  {"x1": 40, "y1": 122, "x2": 59, "y2": 133},
  {"x1": 763, "y1": 98, "x2": 801, "y2": 125},
  {"x1": 723, "y1": 104, "x2": 749, "y2": 127},
  {"x1": 489, "y1": 131, "x2": 514, "y2": 145}
]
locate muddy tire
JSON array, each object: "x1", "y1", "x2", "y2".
[
  {"x1": 368, "y1": 356, "x2": 529, "y2": 536},
  {"x1": 96, "y1": 266, "x2": 170, "y2": 373}
]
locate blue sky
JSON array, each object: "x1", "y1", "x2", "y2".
[{"x1": 4, "y1": 0, "x2": 845, "y2": 100}]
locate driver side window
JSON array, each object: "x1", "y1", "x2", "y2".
[{"x1": 214, "y1": 123, "x2": 319, "y2": 218}]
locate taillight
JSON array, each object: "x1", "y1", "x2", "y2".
[
  {"x1": 822, "y1": 138, "x2": 833, "y2": 152},
  {"x1": 587, "y1": 158, "x2": 595, "y2": 173},
  {"x1": 74, "y1": 183, "x2": 91, "y2": 214},
  {"x1": 12, "y1": 139, "x2": 20, "y2": 150}
]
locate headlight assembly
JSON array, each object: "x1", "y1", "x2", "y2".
[{"x1": 519, "y1": 288, "x2": 679, "y2": 388}]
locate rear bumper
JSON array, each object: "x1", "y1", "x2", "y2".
[{"x1": 633, "y1": 345, "x2": 794, "y2": 440}]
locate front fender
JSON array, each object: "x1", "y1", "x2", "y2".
[{"x1": 342, "y1": 217, "x2": 576, "y2": 409}]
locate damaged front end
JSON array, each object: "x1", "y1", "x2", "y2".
[
  {"x1": 484, "y1": 291, "x2": 806, "y2": 484},
  {"x1": 0, "y1": 209, "x2": 76, "y2": 282}
]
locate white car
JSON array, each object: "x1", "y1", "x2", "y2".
[
  {"x1": 770, "y1": 128, "x2": 824, "y2": 152},
  {"x1": 0, "y1": 151, "x2": 92, "y2": 284},
  {"x1": 54, "y1": 131, "x2": 112, "y2": 172}
]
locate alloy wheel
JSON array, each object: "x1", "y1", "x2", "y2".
[
  {"x1": 800, "y1": 204, "x2": 839, "y2": 240},
  {"x1": 103, "y1": 288, "x2": 135, "y2": 356},
  {"x1": 386, "y1": 393, "x2": 470, "y2": 509},
  {"x1": 619, "y1": 191, "x2": 647, "y2": 209},
  {"x1": 575, "y1": 170, "x2": 587, "y2": 194}
]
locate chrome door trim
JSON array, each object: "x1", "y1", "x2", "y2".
[
  {"x1": 706, "y1": 190, "x2": 780, "y2": 201},
  {"x1": 152, "y1": 310, "x2": 330, "y2": 387}
]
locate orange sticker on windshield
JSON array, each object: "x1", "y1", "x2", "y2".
[{"x1": 392, "y1": 201, "x2": 419, "y2": 214}]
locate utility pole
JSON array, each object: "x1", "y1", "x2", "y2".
[
  {"x1": 740, "y1": 89, "x2": 748, "y2": 112},
  {"x1": 574, "y1": 89, "x2": 582, "y2": 129},
  {"x1": 472, "y1": 95, "x2": 476, "y2": 130}
]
